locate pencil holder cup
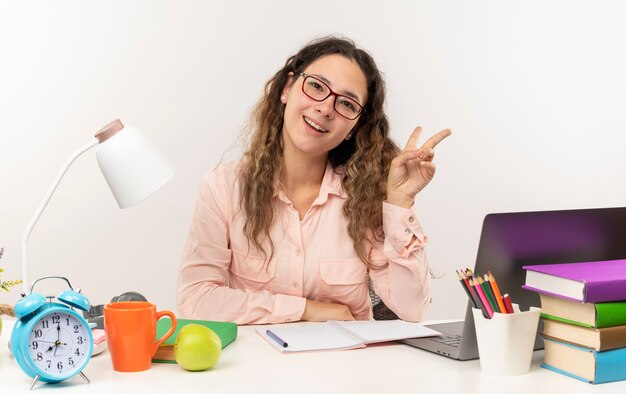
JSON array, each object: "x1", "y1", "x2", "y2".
[{"x1": 472, "y1": 303, "x2": 540, "y2": 376}]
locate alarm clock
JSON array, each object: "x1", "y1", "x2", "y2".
[{"x1": 11, "y1": 276, "x2": 93, "y2": 390}]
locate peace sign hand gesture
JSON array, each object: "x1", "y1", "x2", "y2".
[{"x1": 387, "y1": 127, "x2": 451, "y2": 208}]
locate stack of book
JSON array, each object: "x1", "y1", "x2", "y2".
[{"x1": 523, "y1": 259, "x2": 626, "y2": 384}]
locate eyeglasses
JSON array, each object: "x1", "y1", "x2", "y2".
[{"x1": 298, "y1": 72, "x2": 364, "y2": 120}]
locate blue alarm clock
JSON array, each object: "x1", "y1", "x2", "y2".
[{"x1": 11, "y1": 276, "x2": 93, "y2": 390}]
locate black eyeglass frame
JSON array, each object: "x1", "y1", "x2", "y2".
[{"x1": 297, "y1": 72, "x2": 365, "y2": 120}]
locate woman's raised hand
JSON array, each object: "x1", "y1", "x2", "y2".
[{"x1": 387, "y1": 127, "x2": 451, "y2": 208}]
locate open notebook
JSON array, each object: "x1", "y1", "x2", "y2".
[{"x1": 257, "y1": 320, "x2": 442, "y2": 353}]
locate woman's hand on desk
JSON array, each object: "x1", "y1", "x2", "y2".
[{"x1": 301, "y1": 300, "x2": 355, "y2": 321}]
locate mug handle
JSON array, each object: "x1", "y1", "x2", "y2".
[{"x1": 153, "y1": 310, "x2": 178, "y2": 356}]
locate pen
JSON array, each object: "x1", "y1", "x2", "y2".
[
  {"x1": 502, "y1": 294, "x2": 515, "y2": 314},
  {"x1": 266, "y1": 329, "x2": 288, "y2": 348}
]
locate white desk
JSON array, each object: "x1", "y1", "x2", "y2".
[{"x1": 1, "y1": 318, "x2": 624, "y2": 394}]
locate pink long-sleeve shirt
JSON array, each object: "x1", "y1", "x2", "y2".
[{"x1": 176, "y1": 159, "x2": 431, "y2": 324}]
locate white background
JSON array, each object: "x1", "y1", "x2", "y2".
[{"x1": 1, "y1": 1, "x2": 625, "y2": 320}]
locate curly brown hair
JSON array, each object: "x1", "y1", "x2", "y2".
[{"x1": 241, "y1": 36, "x2": 400, "y2": 268}]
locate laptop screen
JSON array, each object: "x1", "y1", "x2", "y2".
[
  {"x1": 472, "y1": 207, "x2": 626, "y2": 313},
  {"x1": 403, "y1": 207, "x2": 626, "y2": 360}
]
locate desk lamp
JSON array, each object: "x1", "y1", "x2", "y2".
[{"x1": 20, "y1": 119, "x2": 174, "y2": 293}]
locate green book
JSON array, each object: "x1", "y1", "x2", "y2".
[
  {"x1": 540, "y1": 313, "x2": 594, "y2": 328},
  {"x1": 152, "y1": 318, "x2": 238, "y2": 364},
  {"x1": 539, "y1": 293, "x2": 626, "y2": 328}
]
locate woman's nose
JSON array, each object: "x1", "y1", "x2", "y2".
[{"x1": 314, "y1": 96, "x2": 335, "y2": 118}]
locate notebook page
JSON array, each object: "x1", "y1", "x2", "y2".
[
  {"x1": 257, "y1": 322, "x2": 364, "y2": 353},
  {"x1": 328, "y1": 320, "x2": 442, "y2": 344}
]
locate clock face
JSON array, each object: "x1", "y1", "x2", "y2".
[{"x1": 27, "y1": 310, "x2": 91, "y2": 378}]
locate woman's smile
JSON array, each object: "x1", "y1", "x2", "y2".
[{"x1": 303, "y1": 116, "x2": 329, "y2": 134}]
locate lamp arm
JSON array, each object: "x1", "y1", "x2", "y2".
[{"x1": 20, "y1": 137, "x2": 99, "y2": 293}]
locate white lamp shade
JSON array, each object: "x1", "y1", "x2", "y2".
[{"x1": 96, "y1": 123, "x2": 174, "y2": 209}]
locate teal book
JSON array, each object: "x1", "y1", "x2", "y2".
[
  {"x1": 542, "y1": 338, "x2": 626, "y2": 384},
  {"x1": 152, "y1": 318, "x2": 238, "y2": 364}
]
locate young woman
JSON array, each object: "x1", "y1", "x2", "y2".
[{"x1": 177, "y1": 37, "x2": 450, "y2": 324}]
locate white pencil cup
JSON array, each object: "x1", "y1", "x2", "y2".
[{"x1": 472, "y1": 304, "x2": 540, "y2": 376}]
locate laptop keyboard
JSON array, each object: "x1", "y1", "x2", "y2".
[{"x1": 430, "y1": 334, "x2": 462, "y2": 348}]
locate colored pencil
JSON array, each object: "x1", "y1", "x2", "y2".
[
  {"x1": 482, "y1": 274, "x2": 502, "y2": 313},
  {"x1": 466, "y1": 279, "x2": 486, "y2": 315},
  {"x1": 456, "y1": 270, "x2": 477, "y2": 308},
  {"x1": 478, "y1": 277, "x2": 499, "y2": 313},
  {"x1": 487, "y1": 272, "x2": 507, "y2": 314},
  {"x1": 460, "y1": 271, "x2": 490, "y2": 318},
  {"x1": 472, "y1": 278, "x2": 494, "y2": 318}
]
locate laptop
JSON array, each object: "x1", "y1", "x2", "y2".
[{"x1": 403, "y1": 207, "x2": 626, "y2": 360}]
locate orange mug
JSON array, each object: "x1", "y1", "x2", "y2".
[{"x1": 103, "y1": 301, "x2": 177, "y2": 372}]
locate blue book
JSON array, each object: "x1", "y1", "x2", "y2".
[{"x1": 542, "y1": 338, "x2": 626, "y2": 384}]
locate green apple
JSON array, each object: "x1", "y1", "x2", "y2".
[{"x1": 174, "y1": 324, "x2": 222, "y2": 371}]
